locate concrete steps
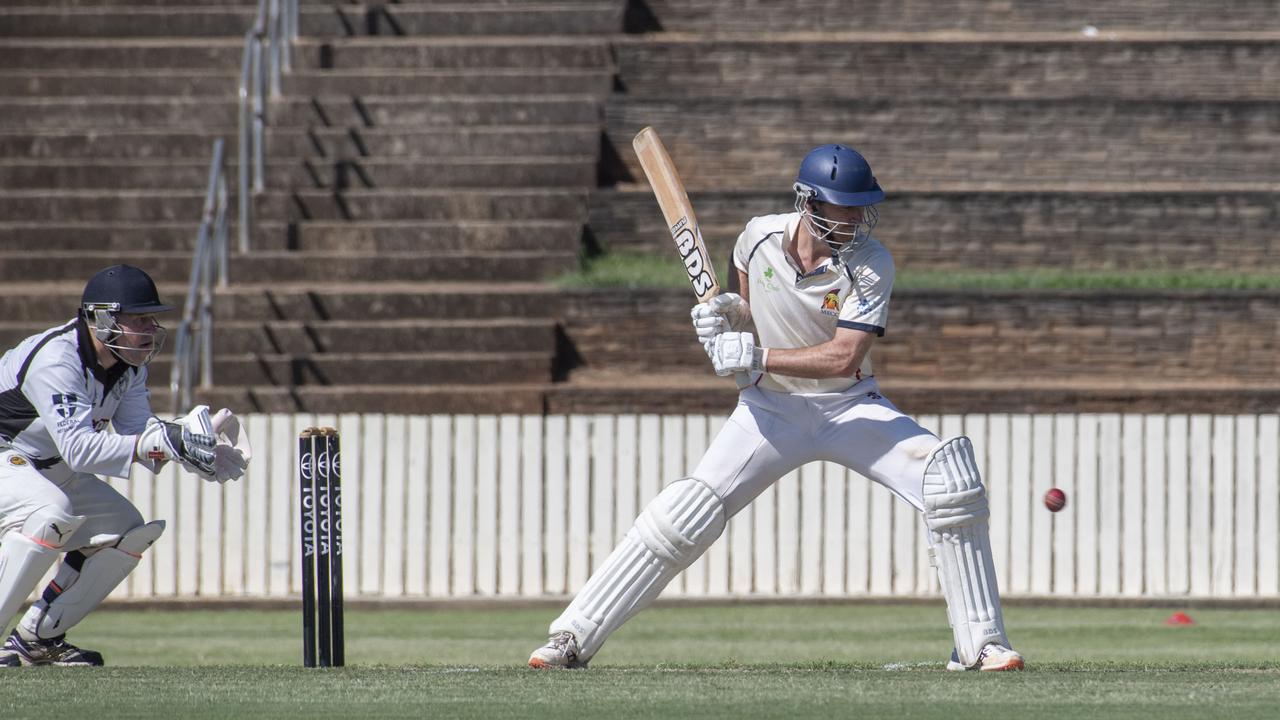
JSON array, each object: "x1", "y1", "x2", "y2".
[
  {"x1": 0, "y1": 125, "x2": 599, "y2": 159},
  {"x1": 0, "y1": 156, "x2": 595, "y2": 189},
  {"x1": 0, "y1": 3, "x2": 622, "y2": 38},
  {"x1": 0, "y1": 95, "x2": 599, "y2": 130},
  {"x1": 0, "y1": 38, "x2": 246, "y2": 69},
  {"x1": 277, "y1": 188, "x2": 591, "y2": 222},
  {"x1": 631, "y1": 1, "x2": 1280, "y2": 33},
  {"x1": 158, "y1": 384, "x2": 554, "y2": 414},
  {"x1": 0, "y1": 282, "x2": 563, "y2": 323},
  {"x1": 605, "y1": 98, "x2": 1280, "y2": 189},
  {"x1": 296, "y1": 37, "x2": 615, "y2": 70},
  {"x1": 0, "y1": 129, "x2": 228, "y2": 158},
  {"x1": 278, "y1": 156, "x2": 596, "y2": 190},
  {"x1": 285, "y1": 220, "x2": 583, "y2": 252},
  {"x1": 0, "y1": 37, "x2": 612, "y2": 70},
  {"x1": 0, "y1": 71, "x2": 238, "y2": 97},
  {"x1": 558, "y1": 286, "x2": 1280, "y2": 386},
  {"x1": 281, "y1": 94, "x2": 604, "y2": 128},
  {"x1": 0, "y1": 218, "x2": 581, "y2": 253},
  {"x1": 0, "y1": 1, "x2": 612, "y2": 411},
  {"x1": 146, "y1": 352, "x2": 553, "y2": 387},
  {"x1": 613, "y1": 35, "x2": 1280, "y2": 100},
  {"x1": 268, "y1": 125, "x2": 601, "y2": 159},
  {"x1": 543, "y1": 372, "x2": 1280, "y2": 416},
  {"x1": 0, "y1": 318, "x2": 558, "y2": 356},
  {"x1": 0, "y1": 68, "x2": 612, "y2": 97},
  {"x1": 0, "y1": 188, "x2": 589, "y2": 222},
  {"x1": 0, "y1": 250, "x2": 578, "y2": 284},
  {"x1": 588, "y1": 188, "x2": 1280, "y2": 272}
]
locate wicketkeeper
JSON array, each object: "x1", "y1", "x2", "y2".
[
  {"x1": 530, "y1": 145, "x2": 1024, "y2": 672},
  {"x1": 0, "y1": 264, "x2": 251, "y2": 666}
]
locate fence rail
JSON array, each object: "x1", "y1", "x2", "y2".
[{"x1": 100, "y1": 413, "x2": 1280, "y2": 602}]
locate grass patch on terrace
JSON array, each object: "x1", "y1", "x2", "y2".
[{"x1": 553, "y1": 253, "x2": 1280, "y2": 291}]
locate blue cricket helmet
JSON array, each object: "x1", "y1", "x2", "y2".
[{"x1": 793, "y1": 144, "x2": 884, "y2": 207}]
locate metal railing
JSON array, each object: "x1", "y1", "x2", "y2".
[
  {"x1": 172, "y1": 1, "x2": 297, "y2": 409},
  {"x1": 238, "y1": 0, "x2": 298, "y2": 253},
  {"x1": 170, "y1": 139, "x2": 232, "y2": 415}
]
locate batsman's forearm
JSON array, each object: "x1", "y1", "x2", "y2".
[{"x1": 760, "y1": 336, "x2": 872, "y2": 380}]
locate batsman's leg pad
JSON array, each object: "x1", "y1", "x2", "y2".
[
  {"x1": 21, "y1": 520, "x2": 165, "y2": 639},
  {"x1": 0, "y1": 505, "x2": 84, "y2": 629},
  {"x1": 550, "y1": 477, "x2": 726, "y2": 661},
  {"x1": 923, "y1": 436, "x2": 1009, "y2": 667}
]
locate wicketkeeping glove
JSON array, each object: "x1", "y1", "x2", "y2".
[
  {"x1": 136, "y1": 416, "x2": 217, "y2": 475},
  {"x1": 207, "y1": 407, "x2": 252, "y2": 483},
  {"x1": 704, "y1": 331, "x2": 766, "y2": 376}
]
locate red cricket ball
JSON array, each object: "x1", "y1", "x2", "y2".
[{"x1": 1044, "y1": 488, "x2": 1067, "y2": 512}]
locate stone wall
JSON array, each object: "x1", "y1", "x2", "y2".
[
  {"x1": 603, "y1": 98, "x2": 1280, "y2": 189},
  {"x1": 632, "y1": 0, "x2": 1280, "y2": 33},
  {"x1": 613, "y1": 38, "x2": 1280, "y2": 100},
  {"x1": 589, "y1": 189, "x2": 1280, "y2": 272},
  {"x1": 558, "y1": 287, "x2": 1280, "y2": 393}
]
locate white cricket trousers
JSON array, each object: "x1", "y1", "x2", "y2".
[
  {"x1": 0, "y1": 449, "x2": 143, "y2": 551},
  {"x1": 695, "y1": 378, "x2": 938, "y2": 518}
]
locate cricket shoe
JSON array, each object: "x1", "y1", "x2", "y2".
[
  {"x1": 1, "y1": 630, "x2": 105, "y2": 667},
  {"x1": 527, "y1": 631, "x2": 589, "y2": 669},
  {"x1": 945, "y1": 643, "x2": 1024, "y2": 672}
]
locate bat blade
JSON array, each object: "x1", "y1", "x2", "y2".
[{"x1": 632, "y1": 126, "x2": 720, "y2": 302}]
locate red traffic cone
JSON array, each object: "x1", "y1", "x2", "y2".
[{"x1": 1165, "y1": 612, "x2": 1195, "y2": 626}]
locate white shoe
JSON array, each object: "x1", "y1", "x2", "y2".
[
  {"x1": 527, "y1": 631, "x2": 588, "y2": 669},
  {"x1": 946, "y1": 643, "x2": 1024, "y2": 672}
]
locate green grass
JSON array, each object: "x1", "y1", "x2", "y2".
[
  {"x1": 553, "y1": 252, "x2": 1280, "y2": 291},
  {"x1": 4, "y1": 604, "x2": 1280, "y2": 719},
  {"x1": 895, "y1": 269, "x2": 1280, "y2": 291},
  {"x1": 555, "y1": 252, "x2": 697, "y2": 290}
]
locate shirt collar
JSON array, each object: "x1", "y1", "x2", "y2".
[{"x1": 783, "y1": 214, "x2": 839, "y2": 282}]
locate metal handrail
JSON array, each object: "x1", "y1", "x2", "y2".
[
  {"x1": 171, "y1": 139, "x2": 231, "y2": 415},
  {"x1": 176, "y1": 1, "x2": 297, "y2": 411},
  {"x1": 237, "y1": 0, "x2": 298, "y2": 253}
]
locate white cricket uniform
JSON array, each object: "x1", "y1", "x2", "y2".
[
  {"x1": 0, "y1": 319, "x2": 149, "y2": 548},
  {"x1": 699, "y1": 212, "x2": 937, "y2": 517},
  {"x1": 544, "y1": 212, "x2": 1014, "y2": 666}
]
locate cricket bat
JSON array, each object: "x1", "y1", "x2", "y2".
[{"x1": 632, "y1": 126, "x2": 720, "y2": 302}]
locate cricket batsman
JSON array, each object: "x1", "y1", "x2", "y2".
[
  {"x1": 0, "y1": 264, "x2": 251, "y2": 666},
  {"x1": 530, "y1": 145, "x2": 1024, "y2": 672}
]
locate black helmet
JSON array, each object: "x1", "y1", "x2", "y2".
[{"x1": 81, "y1": 264, "x2": 173, "y2": 315}]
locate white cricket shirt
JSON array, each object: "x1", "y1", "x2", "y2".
[
  {"x1": 0, "y1": 319, "x2": 152, "y2": 479},
  {"x1": 732, "y1": 212, "x2": 894, "y2": 394}
]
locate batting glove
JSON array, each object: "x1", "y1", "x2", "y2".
[
  {"x1": 704, "y1": 332, "x2": 766, "y2": 376},
  {"x1": 690, "y1": 293, "x2": 749, "y2": 342}
]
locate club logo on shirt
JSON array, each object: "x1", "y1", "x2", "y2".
[
  {"x1": 7, "y1": 455, "x2": 27, "y2": 466},
  {"x1": 51, "y1": 393, "x2": 80, "y2": 418},
  {"x1": 821, "y1": 289, "x2": 841, "y2": 316},
  {"x1": 759, "y1": 266, "x2": 781, "y2": 293}
]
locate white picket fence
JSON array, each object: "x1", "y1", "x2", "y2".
[{"x1": 100, "y1": 413, "x2": 1280, "y2": 602}]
